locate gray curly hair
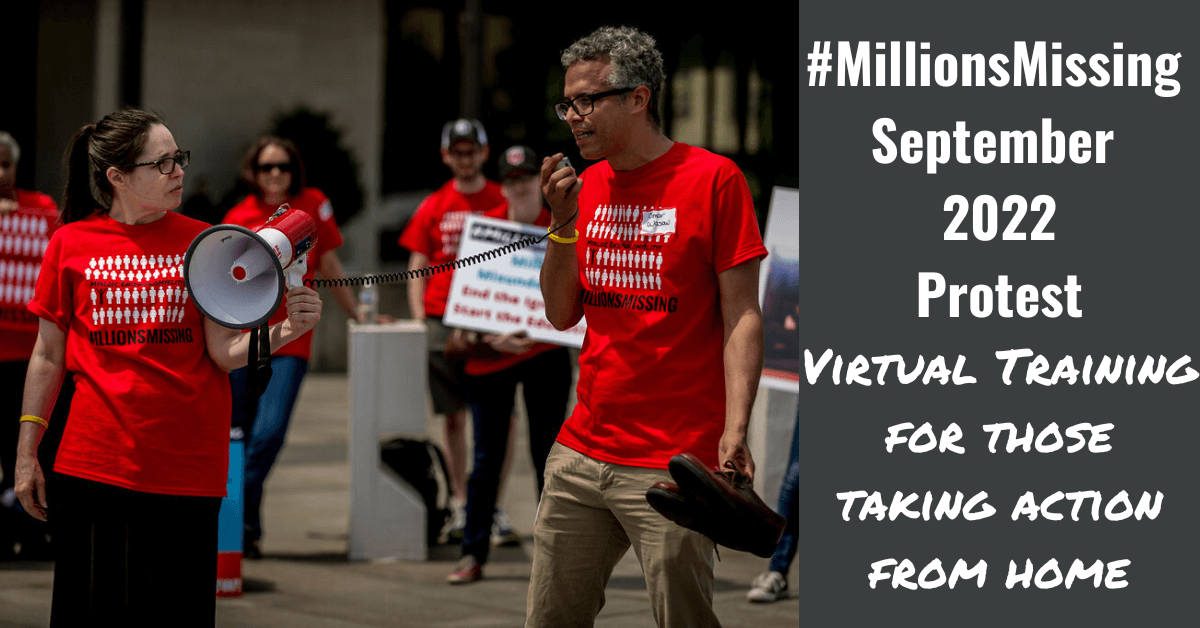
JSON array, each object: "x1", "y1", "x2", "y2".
[
  {"x1": 561, "y1": 26, "x2": 665, "y2": 129},
  {"x1": 0, "y1": 131, "x2": 19, "y2": 163}
]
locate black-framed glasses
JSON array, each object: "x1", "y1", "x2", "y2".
[
  {"x1": 554, "y1": 87, "x2": 635, "y2": 120},
  {"x1": 125, "y1": 151, "x2": 189, "y2": 175},
  {"x1": 256, "y1": 161, "x2": 293, "y2": 173}
]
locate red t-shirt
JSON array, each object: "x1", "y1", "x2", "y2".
[
  {"x1": 29, "y1": 211, "x2": 232, "y2": 496},
  {"x1": 398, "y1": 179, "x2": 504, "y2": 317},
  {"x1": 222, "y1": 188, "x2": 344, "y2": 361},
  {"x1": 1, "y1": 190, "x2": 59, "y2": 362},
  {"x1": 462, "y1": 204, "x2": 559, "y2": 376},
  {"x1": 555, "y1": 143, "x2": 768, "y2": 470}
]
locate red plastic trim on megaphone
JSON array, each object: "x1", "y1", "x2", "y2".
[{"x1": 183, "y1": 207, "x2": 318, "y2": 330}]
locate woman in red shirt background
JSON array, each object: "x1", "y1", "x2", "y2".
[{"x1": 222, "y1": 136, "x2": 360, "y2": 558}]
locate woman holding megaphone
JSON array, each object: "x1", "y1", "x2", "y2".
[{"x1": 12, "y1": 108, "x2": 322, "y2": 624}]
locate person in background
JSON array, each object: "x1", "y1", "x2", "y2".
[
  {"x1": 398, "y1": 118, "x2": 505, "y2": 541},
  {"x1": 0, "y1": 130, "x2": 58, "y2": 560},
  {"x1": 532, "y1": 26, "x2": 767, "y2": 626},
  {"x1": 222, "y1": 135, "x2": 359, "y2": 559},
  {"x1": 446, "y1": 145, "x2": 573, "y2": 584},
  {"x1": 746, "y1": 410, "x2": 799, "y2": 602},
  {"x1": 14, "y1": 109, "x2": 322, "y2": 623}
]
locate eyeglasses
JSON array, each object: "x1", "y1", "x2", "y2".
[
  {"x1": 554, "y1": 87, "x2": 635, "y2": 121},
  {"x1": 256, "y1": 162, "x2": 293, "y2": 173},
  {"x1": 126, "y1": 151, "x2": 189, "y2": 175}
]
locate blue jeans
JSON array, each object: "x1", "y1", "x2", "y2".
[
  {"x1": 769, "y1": 411, "x2": 799, "y2": 575},
  {"x1": 229, "y1": 355, "x2": 309, "y2": 544},
  {"x1": 462, "y1": 348, "x2": 572, "y2": 564}
]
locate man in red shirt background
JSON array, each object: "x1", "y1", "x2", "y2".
[{"x1": 398, "y1": 119, "x2": 505, "y2": 540}]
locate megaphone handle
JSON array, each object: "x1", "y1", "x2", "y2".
[{"x1": 285, "y1": 253, "x2": 308, "y2": 290}]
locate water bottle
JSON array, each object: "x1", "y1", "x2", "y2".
[{"x1": 357, "y1": 280, "x2": 378, "y2": 324}]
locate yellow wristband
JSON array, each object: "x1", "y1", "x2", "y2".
[
  {"x1": 19, "y1": 415, "x2": 48, "y2": 428},
  {"x1": 547, "y1": 228, "x2": 579, "y2": 244}
]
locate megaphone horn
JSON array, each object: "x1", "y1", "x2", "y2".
[{"x1": 183, "y1": 206, "x2": 318, "y2": 330}]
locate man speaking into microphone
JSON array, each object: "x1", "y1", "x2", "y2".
[{"x1": 531, "y1": 25, "x2": 769, "y2": 627}]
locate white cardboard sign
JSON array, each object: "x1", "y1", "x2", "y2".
[{"x1": 443, "y1": 214, "x2": 587, "y2": 347}]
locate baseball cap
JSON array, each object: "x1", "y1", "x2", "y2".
[
  {"x1": 499, "y1": 145, "x2": 538, "y2": 180},
  {"x1": 441, "y1": 119, "x2": 488, "y2": 148}
]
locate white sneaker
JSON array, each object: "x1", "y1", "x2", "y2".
[
  {"x1": 444, "y1": 503, "x2": 467, "y2": 543},
  {"x1": 747, "y1": 571, "x2": 788, "y2": 603},
  {"x1": 491, "y1": 507, "x2": 521, "y2": 547}
]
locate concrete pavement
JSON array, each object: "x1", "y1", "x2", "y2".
[{"x1": 0, "y1": 373, "x2": 799, "y2": 627}]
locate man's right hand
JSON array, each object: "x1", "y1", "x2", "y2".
[{"x1": 540, "y1": 153, "x2": 582, "y2": 227}]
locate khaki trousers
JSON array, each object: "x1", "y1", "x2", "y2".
[{"x1": 526, "y1": 443, "x2": 719, "y2": 628}]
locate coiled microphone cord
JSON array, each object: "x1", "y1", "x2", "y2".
[{"x1": 305, "y1": 211, "x2": 578, "y2": 288}]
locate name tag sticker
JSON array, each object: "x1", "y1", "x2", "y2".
[{"x1": 640, "y1": 208, "x2": 677, "y2": 236}]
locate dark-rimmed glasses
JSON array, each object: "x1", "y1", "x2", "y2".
[
  {"x1": 125, "y1": 151, "x2": 189, "y2": 175},
  {"x1": 554, "y1": 87, "x2": 635, "y2": 121}
]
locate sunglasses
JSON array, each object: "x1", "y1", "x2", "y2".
[{"x1": 256, "y1": 162, "x2": 293, "y2": 173}]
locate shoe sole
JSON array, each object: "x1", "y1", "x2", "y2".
[
  {"x1": 747, "y1": 592, "x2": 788, "y2": 603},
  {"x1": 646, "y1": 484, "x2": 695, "y2": 528}
]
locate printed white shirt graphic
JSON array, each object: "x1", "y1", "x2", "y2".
[
  {"x1": 581, "y1": 204, "x2": 672, "y2": 292},
  {"x1": 439, "y1": 210, "x2": 471, "y2": 256},
  {"x1": 84, "y1": 252, "x2": 190, "y2": 329},
  {"x1": 0, "y1": 205, "x2": 53, "y2": 315}
]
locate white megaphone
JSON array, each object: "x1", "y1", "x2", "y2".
[{"x1": 184, "y1": 205, "x2": 317, "y2": 329}]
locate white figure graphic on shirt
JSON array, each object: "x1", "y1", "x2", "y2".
[
  {"x1": 92, "y1": 310, "x2": 99, "y2": 325},
  {"x1": 140, "y1": 287, "x2": 148, "y2": 302},
  {"x1": 148, "y1": 308, "x2": 156, "y2": 323},
  {"x1": 123, "y1": 288, "x2": 131, "y2": 303},
  {"x1": 655, "y1": 252, "x2": 663, "y2": 270},
  {"x1": 104, "y1": 309, "x2": 113, "y2": 325},
  {"x1": 158, "y1": 306, "x2": 166, "y2": 322},
  {"x1": 114, "y1": 309, "x2": 123, "y2": 325},
  {"x1": 89, "y1": 289, "x2": 97, "y2": 305},
  {"x1": 182, "y1": 288, "x2": 188, "y2": 304},
  {"x1": 158, "y1": 288, "x2": 166, "y2": 303},
  {"x1": 132, "y1": 309, "x2": 140, "y2": 324},
  {"x1": 124, "y1": 307, "x2": 132, "y2": 324},
  {"x1": 103, "y1": 288, "x2": 112, "y2": 304}
]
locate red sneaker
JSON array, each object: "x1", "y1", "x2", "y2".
[{"x1": 446, "y1": 556, "x2": 482, "y2": 584}]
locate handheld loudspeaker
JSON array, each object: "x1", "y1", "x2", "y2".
[{"x1": 183, "y1": 205, "x2": 317, "y2": 329}]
